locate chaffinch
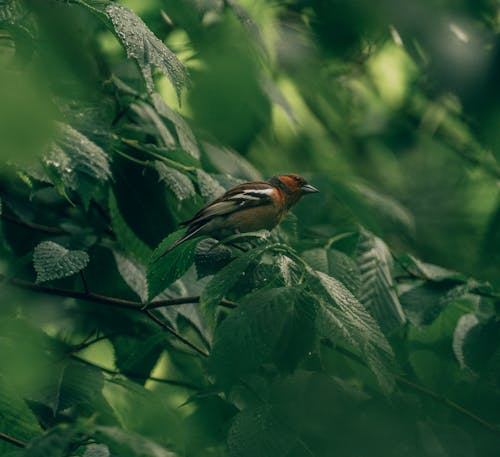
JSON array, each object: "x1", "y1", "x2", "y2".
[{"x1": 160, "y1": 174, "x2": 319, "y2": 256}]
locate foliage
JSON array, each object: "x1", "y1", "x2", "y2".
[{"x1": 1, "y1": 0, "x2": 500, "y2": 456}]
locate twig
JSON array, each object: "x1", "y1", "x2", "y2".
[
  {"x1": 1, "y1": 213, "x2": 67, "y2": 235},
  {"x1": 71, "y1": 354, "x2": 200, "y2": 390},
  {"x1": 144, "y1": 310, "x2": 209, "y2": 357},
  {"x1": 148, "y1": 296, "x2": 237, "y2": 309},
  {"x1": 0, "y1": 431, "x2": 26, "y2": 448},
  {"x1": 331, "y1": 344, "x2": 500, "y2": 436},
  {"x1": 0, "y1": 274, "x2": 231, "y2": 356},
  {"x1": 80, "y1": 272, "x2": 89, "y2": 295}
]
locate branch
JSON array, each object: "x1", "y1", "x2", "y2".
[
  {"x1": 0, "y1": 431, "x2": 26, "y2": 448},
  {"x1": 144, "y1": 310, "x2": 209, "y2": 357},
  {"x1": 0, "y1": 274, "x2": 223, "y2": 356},
  {"x1": 1, "y1": 213, "x2": 67, "y2": 235},
  {"x1": 331, "y1": 345, "x2": 500, "y2": 436}
]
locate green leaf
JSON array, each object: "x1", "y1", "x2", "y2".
[
  {"x1": 33, "y1": 241, "x2": 89, "y2": 283},
  {"x1": 200, "y1": 246, "x2": 267, "y2": 326},
  {"x1": 195, "y1": 169, "x2": 226, "y2": 200},
  {"x1": 152, "y1": 94, "x2": 200, "y2": 159},
  {"x1": 112, "y1": 250, "x2": 148, "y2": 303},
  {"x1": 147, "y1": 229, "x2": 200, "y2": 300},
  {"x1": 130, "y1": 101, "x2": 176, "y2": 147},
  {"x1": 96, "y1": 426, "x2": 176, "y2": 457},
  {"x1": 329, "y1": 178, "x2": 414, "y2": 234},
  {"x1": 399, "y1": 281, "x2": 460, "y2": 327},
  {"x1": 0, "y1": 376, "x2": 42, "y2": 444},
  {"x1": 397, "y1": 253, "x2": 466, "y2": 283},
  {"x1": 31, "y1": 360, "x2": 104, "y2": 415},
  {"x1": 452, "y1": 313, "x2": 479, "y2": 370},
  {"x1": 154, "y1": 161, "x2": 196, "y2": 201},
  {"x1": 202, "y1": 142, "x2": 261, "y2": 181},
  {"x1": 302, "y1": 247, "x2": 360, "y2": 294},
  {"x1": 227, "y1": 405, "x2": 298, "y2": 457},
  {"x1": 23, "y1": 423, "x2": 88, "y2": 457},
  {"x1": 310, "y1": 270, "x2": 395, "y2": 394},
  {"x1": 109, "y1": 191, "x2": 152, "y2": 266},
  {"x1": 355, "y1": 228, "x2": 406, "y2": 332},
  {"x1": 209, "y1": 287, "x2": 316, "y2": 384},
  {"x1": 105, "y1": 3, "x2": 187, "y2": 99},
  {"x1": 44, "y1": 122, "x2": 111, "y2": 208},
  {"x1": 83, "y1": 444, "x2": 110, "y2": 457},
  {"x1": 194, "y1": 238, "x2": 234, "y2": 279}
]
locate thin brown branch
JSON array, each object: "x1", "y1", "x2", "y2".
[
  {"x1": 148, "y1": 295, "x2": 237, "y2": 309},
  {"x1": 0, "y1": 431, "x2": 26, "y2": 448},
  {"x1": 1, "y1": 213, "x2": 67, "y2": 235},
  {"x1": 144, "y1": 310, "x2": 209, "y2": 357},
  {"x1": 0, "y1": 274, "x2": 230, "y2": 356},
  {"x1": 331, "y1": 344, "x2": 500, "y2": 436},
  {"x1": 71, "y1": 354, "x2": 201, "y2": 390}
]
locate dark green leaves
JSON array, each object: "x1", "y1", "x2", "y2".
[
  {"x1": 227, "y1": 405, "x2": 298, "y2": 457},
  {"x1": 311, "y1": 270, "x2": 395, "y2": 393},
  {"x1": 209, "y1": 287, "x2": 316, "y2": 384},
  {"x1": 355, "y1": 228, "x2": 406, "y2": 332},
  {"x1": 105, "y1": 3, "x2": 187, "y2": 98},
  {"x1": 0, "y1": 377, "x2": 42, "y2": 444},
  {"x1": 33, "y1": 241, "x2": 89, "y2": 283},
  {"x1": 147, "y1": 230, "x2": 200, "y2": 300}
]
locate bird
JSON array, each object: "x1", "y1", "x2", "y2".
[{"x1": 158, "y1": 174, "x2": 319, "y2": 258}]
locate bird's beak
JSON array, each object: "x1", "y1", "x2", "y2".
[{"x1": 301, "y1": 184, "x2": 319, "y2": 194}]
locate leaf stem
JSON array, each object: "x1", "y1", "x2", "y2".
[
  {"x1": 0, "y1": 431, "x2": 26, "y2": 448},
  {"x1": 331, "y1": 344, "x2": 500, "y2": 436}
]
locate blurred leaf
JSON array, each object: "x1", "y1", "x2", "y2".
[
  {"x1": 195, "y1": 169, "x2": 226, "y2": 200},
  {"x1": 31, "y1": 360, "x2": 104, "y2": 415},
  {"x1": 44, "y1": 122, "x2": 111, "y2": 208},
  {"x1": 147, "y1": 229, "x2": 200, "y2": 300},
  {"x1": 329, "y1": 179, "x2": 415, "y2": 235},
  {"x1": 209, "y1": 287, "x2": 316, "y2": 384},
  {"x1": 202, "y1": 142, "x2": 261, "y2": 180},
  {"x1": 227, "y1": 405, "x2": 298, "y2": 457},
  {"x1": 23, "y1": 423, "x2": 88, "y2": 457},
  {"x1": 112, "y1": 333, "x2": 165, "y2": 381},
  {"x1": 355, "y1": 228, "x2": 406, "y2": 332},
  {"x1": 152, "y1": 94, "x2": 200, "y2": 159},
  {"x1": 399, "y1": 281, "x2": 462, "y2": 327},
  {"x1": 112, "y1": 250, "x2": 148, "y2": 303},
  {"x1": 452, "y1": 313, "x2": 479, "y2": 370},
  {"x1": 33, "y1": 241, "x2": 89, "y2": 283},
  {"x1": 154, "y1": 161, "x2": 195, "y2": 201},
  {"x1": 0, "y1": 376, "x2": 42, "y2": 444},
  {"x1": 96, "y1": 426, "x2": 176, "y2": 457},
  {"x1": 109, "y1": 191, "x2": 152, "y2": 266},
  {"x1": 129, "y1": 101, "x2": 176, "y2": 147},
  {"x1": 83, "y1": 444, "x2": 110, "y2": 457},
  {"x1": 310, "y1": 270, "x2": 395, "y2": 393},
  {"x1": 105, "y1": 3, "x2": 187, "y2": 98}
]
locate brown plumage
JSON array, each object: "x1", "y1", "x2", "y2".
[{"x1": 159, "y1": 174, "x2": 318, "y2": 257}]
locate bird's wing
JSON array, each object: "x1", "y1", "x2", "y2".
[{"x1": 182, "y1": 182, "x2": 275, "y2": 228}]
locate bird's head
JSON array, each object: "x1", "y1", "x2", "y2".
[{"x1": 269, "y1": 174, "x2": 319, "y2": 208}]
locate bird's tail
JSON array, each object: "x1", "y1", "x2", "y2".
[{"x1": 155, "y1": 225, "x2": 204, "y2": 261}]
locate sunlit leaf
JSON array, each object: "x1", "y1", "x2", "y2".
[{"x1": 105, "y1": 3, "x2": 188, "y2": 98}]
